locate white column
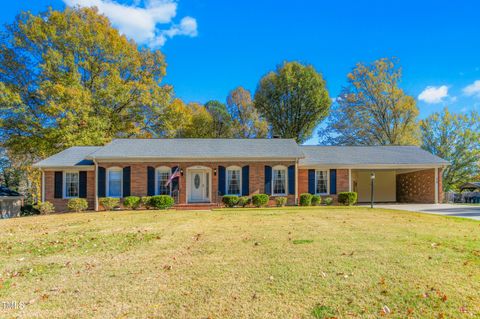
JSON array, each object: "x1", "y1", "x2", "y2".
[
  {"x1": 348, "y1": 169, "x2": 352, "y2": 192},
  {"x1": 295, "y1": 160, "x2": 299, "y2": 205},
  {"x1": 434, "y1": 167, "x2": 439, "y2": 204},
  {"x1": 94, "y1": 159, "x2": 99, "y2": 211},
  {"x1": 41, "y1": 170, "x2": 45, "y2": 202}
]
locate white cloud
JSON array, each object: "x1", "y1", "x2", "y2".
[
  {"x1": 63, "y1": 0, "x2": 197, "y2": 47},
  {"x1": 463, "y1": 80, "x2": 480, "y2": 97},
  {"x1": 418, "y1": 85, "x2": 449, "y2": 104}
]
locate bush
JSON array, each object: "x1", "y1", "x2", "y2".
[
  {"x1": 124, "y1": 196, "x2": 141, "y2": 210},
  {"x1": 222, "y1": 195, "x2": 239, "y2": 208},
  {"x1": 141, "y1": 196, "x2": 152, "y2": 209},
  {"x1": 36, "y1": 201, "x2": 55, "y2": 215},
  {"x1": 299, "y1": 193, "x2": 313, "y2": 206},
  {"x1": 237, "y1": 196, "x2": 250, "y2": 207},
  {"x1": 275, "y1": 197, "x2": 287, "y2": 207},
  {"x1": 21, "y1": 204, "x2": 40, "y2": 216},
  {"x1": 67, "y1": 198, "x2": 88, "y2": 212},
  {"x1": 251, "y1": 194, "x2": 269, "y2": 207},
  {"x1": 99, "y1": 197, "x2": 120, "y2": 211},
  {"x1": 149, "y1": 195, "x2": 174, "y2": 209},
  {"x1": 311, "y1": 195, "x2": 321, "y2": 206},
  {"x1": 338, "y1": 192, "x2": 358, "y2": 206},
  {"x1": 324, "y1": 197, "x2": 333, "y2": 206}
]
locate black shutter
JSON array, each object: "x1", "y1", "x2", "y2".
[
  {"x1": 79, "y1": 171, "x2": 87, "y2": 198},
  {"x1": 330, "y1": 169, "x2": 337, "y2": 195},
  {"x1": 171, "y1": 166, "x2": 179, "y2": 193},
  {"x1": 242, "y1": 165, "x2": 249, "y2": 196},
  {"x1": 288, "y1": 165, "x2": 295, "y2": 195},
  {"x1": 147, "y1": 166, "x2": 155, "y2": 196},
  {"x1": 264, "y1": 166, "x2": 272, "y2": 195},
  {"x1": 218, "y1": 166, "x2": 226, "y2": 196},
  {"x1": 98, "y1": 167, "x2": 106, "y2": 197},
  {"x1": 54, "y1": 171, "x2": 63, "y2": 199},
  {"x1": 123, "y1": 166, "x2": 131, "y2": 197},
  {"x1": 308, "y1": 169, "x2": 316, "y2": 194}
]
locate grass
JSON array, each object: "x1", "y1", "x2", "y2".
[{"x1": 0, "y1": 207, "x2": 479, "y2": 318}]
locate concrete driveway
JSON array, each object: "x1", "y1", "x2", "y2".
[{"x1": 371, "y1": 203, "x2": 480, "y2": 221}]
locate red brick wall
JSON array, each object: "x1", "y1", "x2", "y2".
[
  {"x1": 438, "y1": 168, "x2": 444, "y2": 203},
  {"x1": 98, "y1": 161, "x2": 296, "y2": 207},
  {"x1": 297, "y1": 168, "x2": 350, "y2": 203},
  {"x1": 396, "y1": 169, "x2": 438, "y2": 203},
  {"x1": 44, "y1": 170, "x2": 95, "y2": 212},
  {"x1": 337, "y1": 169, "x2": 349, "y2": 192}
]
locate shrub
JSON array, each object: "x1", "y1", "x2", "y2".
[
  {"x1": 67, "y1": 198, "x2": 88, "y2": 212},
  {"x1": 275, "y1": 197, "x2": 287, "y2": 207},
  {"x1": 99, "y1": 197, "x2": 120, "y2": 211},
  {"x1": 324, "y1": 197, "x2": 333, "y2": 206},
  {"x1": 141, "y1": 196, "x2": 152, "y2": 209},
  {"x1": 251, "y1": 194, "x2": 269, "y2": 207},
  {"x1": 311, "y1": 195, "x2": 321, "y2": 206},
  {"x1": 237, "y1": 196, "x2": 250, "y2": 207},
  {"x1": 21, "y1": 204, "x2": 40, "y2": 216},
  {"x1": 222, "y1": 195, "x2": 239, "y2": 208},
  {"x1": 124, "y1": 196, "x2": 141, "y2": 210},
  {"x1": 338, "y1": 192, "x2": 358, "y2": 206},
  {"x1": 149, "y1": 195, "x2": 174, "y2": 209},
  {"x1": 299, "y1": 193, "x2": 313, "y2": 206},
  {"x1": 36, "y1": 201, "x2": 55, "y2": 215}
]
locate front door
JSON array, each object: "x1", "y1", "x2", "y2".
[{"x1": 189, "y1": 170, "x2": 210, "y2": 203}]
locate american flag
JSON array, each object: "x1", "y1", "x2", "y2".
[{"x1": 165, "y1": 167, "x2": 180, "y2": 186}]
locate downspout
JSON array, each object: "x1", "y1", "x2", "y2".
[
  {"x1": 93, "y1": 157, "x2": 99, "y2": 211},
  {"x1": 348, "y1": 169, "x2": 352, "y2": 192}
]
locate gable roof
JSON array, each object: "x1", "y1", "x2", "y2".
[
  {"x1": 86, "y1": 138, "x2": 304, "y2": 160},
  {"x1": 299, "y1": 145, "x2": 449, "y2": 168},
  {"x1": 0, "y1": 186, "x2": 23, "y2": 197},
  {"x1": 33, "y1": 146, "x2": 101, "y2": 168}
]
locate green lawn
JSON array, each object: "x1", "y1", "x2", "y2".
[{"x1": 0, "y1": 207, "x2": 479, "y2": 318}]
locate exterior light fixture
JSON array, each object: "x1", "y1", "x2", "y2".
[{"x1": 370, "y1": 172, "x2": 375, "y2": 208}]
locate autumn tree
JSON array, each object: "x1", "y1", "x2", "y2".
[
  {"x1": 226, "y1": 87, "x2": 268, "y2": 138},
  {"x1": 180, "y1": 103, "x2": 216, "y2": 138},
  {"x1": 254, "y1": 62, "x2": 331, "y2": 143},
  {"x1": 0, "y1": 7, "x2": 171, "y2": 162},
  {"x1": 420, "y1": 108, "x2": 480, "y2": 191},
  {"x1": 319, "y1": 58, "x2": 419, "y2": 145},
  {"x1": 205, "y1": 100, "x2": 233, "y2": 137}
]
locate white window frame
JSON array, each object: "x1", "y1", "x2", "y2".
[
  {"x1": 315, "y1": 169, "x2": 330, "y2": 195},
  {"x1": 226, "y1": 166, "x2": 242, "y2": 195},
  {"x1": 106, "y1": 167, "x2": 123, "y2": 198},
  {"x1": 155, "y1": 166, "x2": 172, "y2": 196},
  {"x1": 272, "y1": 165, "x2": 288, "y2": 196},
  {"x1": 63, "y1": 170, "x2": 80, "y2": 199}
]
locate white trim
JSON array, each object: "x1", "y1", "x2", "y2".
[
  {"x1": 155, "y1": 166, "x2": 172, "y2": 195},
  {"x1": 271, "y1": 165, "x2": 288, "y2": 196},
  {"x1": 348, "y1": 168, "x2": 352, "y2": 192},
  {"x1": 39, "y1": 166, "x2": 95, "y2": 171},
  {"x1": 185, "y1": 166, "x2": 212, "y2": 203},
  {"x1": 94, "y1": 159, "x2": 98, "y2": 211},
  {"x1": 295, "y1": 160, "x2": 298, "y2": 205},
  {"x1": 63, "y1": 170, "x2": 80, "y2": 199},
  {"x1": 225, "y1": 166, "x2": 242, "y2": 196},
  {"x1": 314, "y1": 169, "x2": 330, "y2": 195},
  {"x1": 106, "y1": 167, "x2": 123, "y2": 198},
  {"x1": 90, "y1": 157, "x2": 302, "y2": 162},
  {"x1": 435, "y1": 167, "x2": 439, "y2": 204},
  {"x1": 41, "y1": 170, "x2": 45, "y2": 202},
  {"x1": 300, "y1": 163, "x2": 448, "y2": 169}
]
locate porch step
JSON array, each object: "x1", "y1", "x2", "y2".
[{"x1": 174, "y1": 203, "x2": 222, "y2": 210}]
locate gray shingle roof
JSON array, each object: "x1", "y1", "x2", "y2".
[
  {"x1": 87, "y1": 139, "x2": 304, "y2": 160},
  {"x1": 33, "y1": 146, "x2": 101, "y2": 168},
  {"x1": 299, "y1": 146, "x2": 449, "y2": 167}
]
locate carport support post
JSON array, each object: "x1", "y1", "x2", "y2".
[
  {"x1": 370, "y1": 172, "x2": 375, "y2": 208},
  {"x1": 435, "y1": 167, "x2": 439, "y2": 204}
]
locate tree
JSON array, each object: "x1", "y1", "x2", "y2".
[
  {"x1": 180, "y1": 103, "x2": 216, "y2": 138},
  {"x1": 226, "y1": 87, "x2": 268, "y2": 138},
  {"x1": 205, "y1": 100, "x2": 233, "y2": 137},
  {"x1": 0, "y1": 7, "x2": 171, "y2": 162},
  {"x1": 254, "y1": 61, "x2": 331, "y2": 143},
  {"x1": 420, "y1": 108, "x2": 480, "y2": 191},
  {"x1": 319, "y1": 58, "x2": 420, "y2": 145}
]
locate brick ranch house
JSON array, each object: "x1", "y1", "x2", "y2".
[{"x1": 33, "y1": 139, "x2": 448, "y2": 211}]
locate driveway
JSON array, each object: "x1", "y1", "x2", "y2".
[{"x1": 371, "y1": 203, "x2": 480, "y2": 221}]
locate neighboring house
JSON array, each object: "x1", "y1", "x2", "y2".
[
  {"x1": 33, "y1": 139, "x2": 448, "y2": 211},
  {"x1": 459, "y1": 182, "x2": 480, "y2": 192},
  {"x1": 0, "y1": 186, "x2": 24, "y2": 218}
]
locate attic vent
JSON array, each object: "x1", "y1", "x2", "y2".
[{"x1": 272, "y1": 135, "x2": 281, "y2": 139}]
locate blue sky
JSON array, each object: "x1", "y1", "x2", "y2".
[{"x1": 2, "y1": 0, "x2": 480, "y2": 144}]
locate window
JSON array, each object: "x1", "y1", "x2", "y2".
[
  {"x1": 226, "y1": 167, "x2": 241, "y2": 195},
  {"x1": 64, "y1": 171, "x2": 79, "y2": 198},
  {"x1": 272, "y1": 166, "x2": 287, "y2": 196},
  {"x1": 156, "y1": 167, "x2": 171, "y2": 195},
  {"x1": 316, "y1": 170, "x2": 329, "y2": 194},
  {"x1": 107, "y1": 168, "x2": 122, "y2": 198}
]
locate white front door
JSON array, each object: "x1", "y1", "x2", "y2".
[{"x1": 189, "y1": 170, "x2": 210, "y2": 203}]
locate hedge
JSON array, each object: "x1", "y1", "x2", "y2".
[
  {"x1": 299, "y1": 193, "x2": 313, "y2": 206},
  {"x1": 149, "y1": 195, "x2": 175, "y2": 209},
  {"x1": 99, "y1": 197, "x2": 120, "y2": 211},
  {"x1": 67, "y1": 198, "x2": 88, "y2": 212},
  {"x1": 252, "y1": 194, "x2": 269, "y2": 207},
  {"x1": 311, "y1": 195, "x2": 321, "y2": 206},
  {"x1": 237, "y1": 196, "x2": 250, "y2": 207},
  {"x1": 338, "y1": 192, "x2": 358, "y2": 206},
  {"x1": 275, "y1": 197, "x2": 287, "y2": 207},
  {"x1": 124, "y1": 196, "x2": 141, "y2": 210},
  {"x1": 222, "y1": 195, "x2": 239, "y2": 208}
]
